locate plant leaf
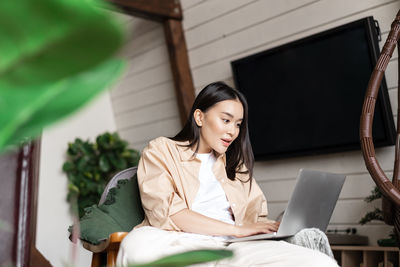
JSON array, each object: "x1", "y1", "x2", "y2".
[
  {"x1": 0, "y1": 0, "x2": 124, "y2": 87},
  {"x1": 359, "y1": 207, "x2": 384, "y2": 225},
  {"x1": 0, "y1": 58, "x2": 125, "y2": 151},
  {"x1": 99, "y1": 155, "x2": 111, "y2": 172},
  {"x1": 130, "y1": 249, "x2": 233, "y2": 267},
  {"x1": 62, "y1": 161, "x2": 75, "y2": 172}
]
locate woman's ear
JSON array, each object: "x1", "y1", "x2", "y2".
[{"x1": 193, "y1": 109, "x2": 203, "y2": 127}]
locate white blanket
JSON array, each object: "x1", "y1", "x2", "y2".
[{"x1": 117, "y1": 226, "x2": 338, "y2": 267}]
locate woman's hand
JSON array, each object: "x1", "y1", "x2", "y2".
[
  {"x1": 234, "y1": 221, "x2": 280, "y2": 238},
  {"x1": 171, "y1": 209, "x2": 280, "y2": 238}
]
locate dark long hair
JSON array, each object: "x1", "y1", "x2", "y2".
[{"x1": 172, "y1": 81, "x2": 254, "y2": 181}]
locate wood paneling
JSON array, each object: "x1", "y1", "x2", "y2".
[
  {"x1": 112, "y1": 62, "x2": 173, "y2": 98},
  {"x1": 120, "y1": 116, "x2": 181, "y2": 145},
  {"x1": 112, "y1": 81, "x2": 175, "y2": 115},
  {"x1": 108, "y1": 0, "x2": 182, "y2": 21},
  {"x1": 116, "y1": 98, "x2": 179, "y2": 130},
  {"x1": 117, "y1": 26, "x2": 164, "y2": 60},
  {"x1": 182, "y1": 0, "x2": 255, "y2": 31},
  {"x1": 190, "y1": 0, "x2": 399, "y2": 89},
  {"x1": 188, "y1": 0, "x2": 395, "y2": 70},
  {"x1": 110, "y1": 18, "x2": 181, "y2": 150},
  {"x1": 180, "y1": 0, "x2": 204, "y2": 11},
  {"x1": 184, "y1": 0, "x2": 314, "y2": 50},
  {"x1": 118, "y1": 44, "x2": 169, "y2": 78},
  {"x1": 164, "y1": 19, "x2": 196, "y2": 124}
]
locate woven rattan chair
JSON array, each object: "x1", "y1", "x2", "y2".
[{"x1": 360, "y1": 9, "x2": 400, "y2": 246}]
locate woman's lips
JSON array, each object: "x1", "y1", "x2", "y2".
[{"x1": 221, "y1": 138, "x2": 232, "y2": 147}]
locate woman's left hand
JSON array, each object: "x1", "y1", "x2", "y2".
[{"x1": 233, "y1": 220, "x2": 280, "y2": 237}]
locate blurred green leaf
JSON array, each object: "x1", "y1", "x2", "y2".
[
  {"x1": 67, "y1": 173, "x2": 78, "y2": 184},
  {"x1": 0, "y1": 59, "x2": 125, "y2": 151},
  {"x1": 0, "y1": 0, "x2": 126, "y2": 153},
  {"x1": 0, "y1": 0, "x2": 124, "y2": 87},
  {"x1": 77, "y1": 156, "x2": 90, "y2": 171},
  {"x1": 67, "y1": 142, "x2": 79, "y2": 156},
  {"x1": 130, "y1": 249, "x2": 233, "y2": 267},
  {"x1": 84, "y1": 172, "x2": 93, "y2": 179},
  {"x1": 68, "y1": 183, "x2": 80, "y2": 194},
  {"x1": 107, "y1": 152, "x2": 127, "y2": 169}
]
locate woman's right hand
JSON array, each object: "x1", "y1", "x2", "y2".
[{"x1": 233, "y1": 221, "x2": 280, "y2": 238}]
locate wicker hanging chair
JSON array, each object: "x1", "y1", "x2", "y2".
[{"x1": 360, "y1": 10, "x2": 400, "y2": 246}]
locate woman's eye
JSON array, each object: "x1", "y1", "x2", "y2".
[
  {"x1": 222, "y1": 119, "x2": 230, "y2": 123},
  {"x1": 236, "y1": 124, "x2": 241, "y2": 128}
]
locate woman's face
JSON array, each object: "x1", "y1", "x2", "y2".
[{"x1": 194, "y1": 99, "x2": 244, "y2": 154}]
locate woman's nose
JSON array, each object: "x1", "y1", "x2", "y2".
[{"x1": 227, "y1": 123, "x2": 236, "y2": 136}]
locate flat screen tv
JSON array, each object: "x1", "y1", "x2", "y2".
[{"x1": 231, "y1": 17, "x2": 396, "y2": 160}]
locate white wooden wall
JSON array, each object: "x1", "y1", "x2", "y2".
[
  {"x1": 110, "y1": 14, "x2": 182, "y2": 151},
  {"x1": 110, "y1": 0, "x2": 400, "y2": 245}
]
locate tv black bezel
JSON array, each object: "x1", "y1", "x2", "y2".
[{"x1": 231, "y1": 16, "x2": 396, "y2": 160}]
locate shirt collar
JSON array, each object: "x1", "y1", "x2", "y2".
[{"x1": 174, "y1": 140, "x2": 226, "y2": 166}]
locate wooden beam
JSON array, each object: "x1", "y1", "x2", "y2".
[
  {"x1": 163, "y1": 19, "x2": 196, "y2": 125},
  {"x1": 108, "y1": 0, "x2": 182, "y2": 22},
  {"x1": 106, "y1": 0, "x2": 195, "y2": 124}
]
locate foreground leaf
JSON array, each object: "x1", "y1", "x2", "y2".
[
  {"x1": 130, "y1": 249, "x2": 233, "y2": 267},
  {"x1": 0, "y1": 59, "x2": 125, "y2": 151},
  {"x1": 0, "y1": 0, "x2": 124, "y2": 87}
]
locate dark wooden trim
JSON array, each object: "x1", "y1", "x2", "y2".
[
  {"x1": 0, "y1": 139, "x2": 43, "y2": 267},
  {"x1": 164, "y1": 19, "x2": 196, "y2": 124},
  {"x1": 15, "y1": 140, "x2": 41, "y2": 267},
  {"x1": 108, "y1": 0, "x2": 182, "y2": 22},
  {"x1": 28, "y1": 140, "x2": 41, "y2": 245}
]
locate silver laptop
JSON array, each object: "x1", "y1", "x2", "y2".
[{"x1": 228, "y1": 169, "x2": 345, "y2": 242}]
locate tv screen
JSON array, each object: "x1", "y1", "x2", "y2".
[{"x1": 231, "y1": 17, "x2": 395, "y2": 160}]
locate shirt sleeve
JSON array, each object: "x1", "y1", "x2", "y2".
[
  {"x1": 137, "y1": 140, "x2": 187, "y2": 231},
  {"x1": 246, "y1": 177, "x2": 269, "y2": 223}
]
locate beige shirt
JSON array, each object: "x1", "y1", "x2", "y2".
[{"x1": 135, "y1": 136, "x2": 269, "y2": 231}]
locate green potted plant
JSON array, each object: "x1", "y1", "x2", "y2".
[
  {"x1": 360, "y1": 185, "x2": 397, "y2": 246},
  {"x1": 63, "y1": 132, "x2": 140, "y2": 218}
]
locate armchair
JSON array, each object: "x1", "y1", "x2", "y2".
[{"x1": 70, "y1": 167, "x2": 144, "y2": 267}]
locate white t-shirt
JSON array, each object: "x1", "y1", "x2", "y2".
[
  {"x1": 181, "y1": 152, "x2": 235, "y2": 240},
  {"x1": 191, "y1": 152, "x2": 235, "y2": 225}
]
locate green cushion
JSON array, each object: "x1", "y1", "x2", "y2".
[{"x1": 68, "y1": 174, "x2": 144, "y2": 245}]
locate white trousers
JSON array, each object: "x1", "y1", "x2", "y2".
[{"x1": 116, "y1": 227, "x2": 339, "y2": 267}]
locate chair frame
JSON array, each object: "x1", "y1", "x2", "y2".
[
  {"x1": 88, "y1": 232, "x2": 128, "y2": 267},
  {"x1": 81, "y1": 167, "x2": 138, "y2": 267},
  {"x1": 360, "y1": 10, "x2": 400, "y2": 244}
]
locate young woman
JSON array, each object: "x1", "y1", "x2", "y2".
[{"x1": 117, "y1": 82, "x2": 338, "y2": 266}]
